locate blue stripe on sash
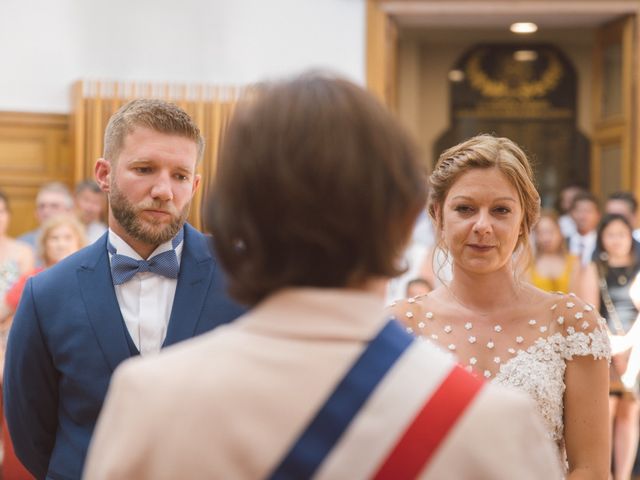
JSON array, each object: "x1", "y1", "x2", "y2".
[{"x1": 268, "y1": 319, "x2": 414, "y2": 480}]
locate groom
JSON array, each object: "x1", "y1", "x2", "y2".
[{"x1": 3, "y1": 99, "x2": 246, "y2": 480}]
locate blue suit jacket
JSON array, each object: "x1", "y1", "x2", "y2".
[{"x1": 3, "y1": 224, "x2": 246, "y2": 480}]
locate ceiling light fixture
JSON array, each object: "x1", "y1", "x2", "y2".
[
  {"x1": 448, "y1": 69, "x2": 465, "y2": 82},
  {"x1": 510, "y1": 22, "x2": 538, "y2": 34},
  {"x1": 513, "y1": 50, "x2": 538, "y2": 62}
]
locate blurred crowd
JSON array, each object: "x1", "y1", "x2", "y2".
[
  {"x1": 390, "y1": 185, "x2": 640, "y2": 300},
  {"x1": 0, "y1": 181, "x2": 106, "y2": 351}
]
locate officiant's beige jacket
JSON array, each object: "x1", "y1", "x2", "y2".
[{"x1": 84, "y1": 289, "x2": 561, "y2": 480}]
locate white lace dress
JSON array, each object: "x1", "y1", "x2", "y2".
[{"x1": 394, "y1": 292, "x2": 611, "y2": 469}]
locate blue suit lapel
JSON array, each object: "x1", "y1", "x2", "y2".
[
  {"x1": 164, "y1": 224, "x2": 213, "y2": 346},
  {"x1": 77, "y1": 234, "x2": 132, "y2": 372}
]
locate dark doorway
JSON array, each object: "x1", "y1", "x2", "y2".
[{"x1": 435, "y1": 44, "x2": 590, "y2": 208}]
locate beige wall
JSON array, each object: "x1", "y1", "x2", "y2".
[{"x1": 397, "y1": 28, "x2": 594, "y2": 169}]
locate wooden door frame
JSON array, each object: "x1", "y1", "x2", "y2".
[
  {"x1": 366, "y1": 0, "x2": 398, "y2": 108},
  {"x1": 591, "y1": 17, "x2": 635, "y2": 196}
]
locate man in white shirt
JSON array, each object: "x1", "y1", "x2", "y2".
[
  {"x1": 74, "y1": 180, "x2": 108, "y2": 243},
  {"x1": 386, "y1": 210, "x2": 435, "y2": 302},
  {"x1": 557, "y1": 184, "x2": 585, "y2": 240},
  {"x1": 3, "y1": 99, "x2": 246, "y2": 480},
  {"x1": 568, "y1": 192, "x2": 601, "y2": 266}
]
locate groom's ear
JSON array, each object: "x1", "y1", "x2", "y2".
[
  {"x1": 95, "y1": 159, "x2": 111, "y2": 193},
  {"x1": 191, "y1": 174, "x2": 201, "y2": 196}
]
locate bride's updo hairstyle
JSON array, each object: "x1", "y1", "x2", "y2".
[{"x1": 428, "y1": 134, "x2": 541, "y2": 272}]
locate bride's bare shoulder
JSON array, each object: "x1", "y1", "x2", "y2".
[
  {"x1": 387, "y1": 286, "x2": 448, "y2": 327},
  {"x1": 523, "y1": 285, "x2": 605, "y2": 333}
]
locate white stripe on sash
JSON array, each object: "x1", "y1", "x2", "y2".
[{"x1": 315, "y1": 340, "x2": 456, "y2": 479}]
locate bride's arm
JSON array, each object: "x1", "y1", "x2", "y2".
[
  {"x1": 562, "y1": 301, "x2": 610, "y2": 479},
  {"x1": 563, "y1": 355, "x2": 610, "y2": 479}
]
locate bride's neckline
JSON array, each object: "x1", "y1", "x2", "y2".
[
  {"x1": 445, "y1": 283, "x2": 530, "y2": 317},
  {"x1": 403, "y1": 291, "x2": 596, "y2": 378}
]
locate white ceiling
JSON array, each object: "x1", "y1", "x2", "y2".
[{"x1": 385, "y1": 1, "x2": 638, "y2": 29}]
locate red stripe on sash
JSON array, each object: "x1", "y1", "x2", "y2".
[{"x1": 372, "y1": 365, "x2": 484, "y2": 479}]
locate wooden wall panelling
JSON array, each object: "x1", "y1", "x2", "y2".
[
  {"x1": 591, "y1": 16, "x2": 636, "y2": 197},
  {"x1": 71, "y1": 80, "x2": 244, "y2": 231},
  {"x1": 367, "y1": 0, "x2": 399, "y2": 109},
  {"x1": 0, "y1": 112, "x2": 71, "y2": 237}
]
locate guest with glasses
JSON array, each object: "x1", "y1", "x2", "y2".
[{"x1": 18, "y1": 182, "x2": 74, "y2": 265}]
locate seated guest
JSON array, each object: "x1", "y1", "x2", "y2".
[
  {"x1": 568, "y1": 192, "x2": 601, "y2": 266},
  {"x1": 0, "y1": 190, "x2": 34, "y2": 320},
  {"x1": 557, "y1": 184, "x2": 585, "y2": 239},
  {"x1": 4, "y1": 214, "x2": 87, "y2": 320},
  {"x1": 528, "y1": 210, "x2": 580, "y2": 293},
  {"x1": 3, "y1": 214, "x2": 87, "y2": 374},
  {"x1": 74, "y1": 180, "x2": 107, "y2": 243},
  {"x1": 84, "y1": 73, "x2": 561, "y2": 479},
  {"x1": 18, "y1": 182, "x2": 74, "y2": 264},
  {"x1": 406, "y1": 277, "x2": 432, "y2": 298},
  {"x1": 1, "y1": 214, "x2": 86, "y2": 480},
  {"x1": 605, "y1": 191, "x2": 640, "y2": 244}
]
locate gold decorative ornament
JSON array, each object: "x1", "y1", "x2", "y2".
[{"x1": 466, "y1": 48, "x2": 563, "y2": 99}]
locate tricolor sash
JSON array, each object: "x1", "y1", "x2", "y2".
[{"x1": 268, "y1": 320, "x2": 484, "y2": 479}]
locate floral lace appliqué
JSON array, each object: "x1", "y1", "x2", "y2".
[{"x1": 493, "y1": 327, "x2": 610, "y2": 468}]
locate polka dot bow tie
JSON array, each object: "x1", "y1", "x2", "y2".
[{"x1": 108, "y1": 229, "x2": 183, "y2": 285}]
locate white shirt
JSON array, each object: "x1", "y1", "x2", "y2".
[
  {"x1": 558, "y1": 214, "x2": 577, "y2": 240},
  {"x1": 86, "y1": 221, "x2": 108, "y2": 244},
  {"x1": 107, "y1": 229, "x2": 183, "y2": 355},
  {"x1": 568, "y1": 230, "x2": 597, "y2": 266},
  {"x1": 385, "y1": 213, "x2": 435, "y2": 302}
]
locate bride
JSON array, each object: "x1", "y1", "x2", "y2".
[{"x1": 393, "y1": 134, "x2": 610, "y2": 478}]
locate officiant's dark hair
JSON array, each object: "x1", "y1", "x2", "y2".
[{"x1": 206, "y1": 71, "x2": 427, "y2": 305}]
